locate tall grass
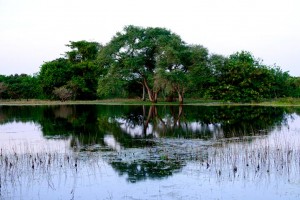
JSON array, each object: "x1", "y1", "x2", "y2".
[
  {"x1": 202, "y1": 130, "x2": 300, "y2": 182},
  {"x1": 0, "y1": 143, "x2": 103, "y2": 199}
]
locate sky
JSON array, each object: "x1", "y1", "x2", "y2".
[{"x1": 0, "y1": 0, "x2": 299, "y2": 76}]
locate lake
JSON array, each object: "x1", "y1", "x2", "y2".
[{"x1": 0, "y1": 105, "x2": 300, "y2": 199}]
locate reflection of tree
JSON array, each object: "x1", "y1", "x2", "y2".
[
  {"x1": 97, "y1": 113, "x2": 156, "y2": 148},
  {"x1": 114, "y1": 105, "x2": 222, "y2": 139},
  {"x1": 190, "y1": 106, "x2": 287, "y2": 138},
  {"x1": 39, "y1": 105, "x2": 105, "y2": 146},
  {"x1": 111, "y1": 160, "x2": 183, "y2": 183},
  {"x1": 98, "y1": 105, "x2": 289, "y2": 140},
  {"x1": 0, "y1": 108, "x2": 6, "y2": 123},
  {"x1": 114, "y1": 105, "x2": 187, "y2": 138},
  {"x1": 0, "y1": 106, "x2": 44, "y2": 124},
  {"x1": 0, "y1": 105, "x2": 290, "y2": 141},
  {"x1": 0, "y1": 105, "x2": 289, "y2": 141}
]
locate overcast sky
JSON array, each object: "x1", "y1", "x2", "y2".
[{"x1": 0, "y1": 0, "x2": 299, "y2": 76}]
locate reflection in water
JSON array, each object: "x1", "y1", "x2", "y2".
[
  {"x1": 1, "y1": 105, "x2": 300, "y2": 199},
  {"x1": 98, "y1": 105, "x2": 287, "y2": 141},
  {"x1": 0, "y1": 105, "x2": 289, "y2": 142},
  {"x1": 0, "y1": 105, "x2": 291, "y2": 153},
  {"x1": 0, "y1": 121, "x2": 70, "y2": 154},
  {"x1": 104, "y1": 134, "x2": 121, "y2": 151},
  {"x1": 111, "y1": 160, "x2": 183, "y2": 183}
]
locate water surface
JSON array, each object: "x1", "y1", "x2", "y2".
[{"x1": 0, "y1": 105, "x2": 300, "y2": 199}]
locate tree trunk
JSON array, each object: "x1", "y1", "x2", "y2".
[
  {"x1": 177, "y1": 104, "x2": 183, "y2": 127},
  {"x1": 178, "y1": 91, "x2": 184, "y2": 104},
  {"x1": 138, "y1": 82, "x2": 146, "y2": 101},
  {"x1": 142, "y1": 105, "x2": 147, "y2": 136},
  {"x1": 142, "y1": 84, "x2": 146, "y2": 101},
  {"x1": 143, "y1": 78, "x2": 158, "y2": 103},
  {"x1": 153, "y1": 92, "x2": 158, "y2": 103},
  {"x1": 144, "y1": 105, "x2": 156, "y2": 135}
]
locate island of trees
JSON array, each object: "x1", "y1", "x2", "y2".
[{"x1": 0, "y1": 25, "x2": 299, "y2": 103}]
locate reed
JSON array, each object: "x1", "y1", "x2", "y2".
[
  {"x1": 201, "y1": 131, "x2": 300, "y2": 182},
  {"x1": 0, "y1": 143, "x2": 104, "y2": 199}
]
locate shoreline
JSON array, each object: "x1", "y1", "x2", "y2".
[{"x1": 1, "y1": 98, "x2": 300, "y2": 106}]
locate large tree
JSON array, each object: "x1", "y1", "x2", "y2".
[
  {"x1": 97, "y1": 25, "x2": 187, "y2": 103},
  {"x1": 39, "y1": 41, "x2": 101, "y2": 100},
  {"x1": 210, "y1": 51, "x2": 277, "y2": 102},
  {"x1": 39, "y1": 58, "x2": 72, "y2": 99},
  {"x1": 65, "y1": 40, "x2": 102, "y2": 99}
]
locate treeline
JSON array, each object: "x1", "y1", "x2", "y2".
[{"x1": 1, "y1": 25, "x2": 300, "y2": 103}]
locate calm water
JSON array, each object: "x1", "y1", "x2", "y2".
[{"x1": 0, "y1": 105, "x2": 300, "y2": 199}]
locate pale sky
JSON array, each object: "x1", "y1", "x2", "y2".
[{"x1": 0, "y1": 0, "x2": 299, "y2": 76}]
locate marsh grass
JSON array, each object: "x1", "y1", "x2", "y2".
[
  {"x1": 0, "y1": 144, "x2": 104, "y2": 199},
  {"x1": 201, "y1": 131, "x2": 300, "y2": 183}
]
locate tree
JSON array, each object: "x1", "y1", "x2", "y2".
[
  {"x1": 210, "y1": 51, "x2": 276, "y2": 102},
  {"x1": 97, "y1": 25, "x2": 187, "y2": 103},
  {"x1": 66, "y1": 41, "x2": 102, "y2": 99},
  {"x1": 155, "y1": 69, "x2": 188, "y2": 104},
  {"x1": 38, "y1": 58, "x2": 72, "y2": 98},
  {"x1": 39, "y1": 41, "x2": 101, "y2": 100},
  {"x1": 53, "y1": 86, "x2": 73, "y2": 101},
  {"x1": 66, "y1": 40, "x2": 101, "y2": 62},
  {"x1": 154, "y1": 40, "x2": 191, "y2": 104}
]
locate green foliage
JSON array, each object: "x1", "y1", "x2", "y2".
[
  {"x1": 69, "y1": 61, "x2": 99, "y2": 99},
  {"x1": 209, "y1": 51, "x2": 283, "y2": 102},
  {"x1": 186, "y1": 45, "x2": 212, "y2": 98},
  {"x1": 287, "y1": 77, "x2": 300, "y2": 97},
  {"x1": 0, "y1": 82, "x2": 8, "y2": 99},
  {"x1": 0, "y1": 74, "x2": 42, "y2": 99},
  {"x1": 38, "y1": 41, "x2": 101, "y2": 100},
  {"x1": 66, "y1": 40, "x2": 101, "y2": 62},
  {"x1": 268, "y1": 66, "x2": 291, "y2": 98},
  {"x1": 97, "y1": 74, "x2": 128, "y2": 99},
  {"x1": 39, "y1": 58, "x2": 72, "y2": 98},
  {"x1": 1, "y1": 26, "x2": 298, "y2": 103},
  {"x1": 97, "y1": 25, "x2": 188, "y2": 103}
]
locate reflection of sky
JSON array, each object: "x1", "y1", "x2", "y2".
[
  {"x1": 116, "y1": 118, "x2": 158, "y2": 138},
  {"x1": 0, "y1": 121, "x2": 71, "y2": 153},
  {"x1": 188, "y1": 122, "x2": 224, "y2": 139},
  {"x1": 104, "y1": 134, "x2": 121, "y2": 151},
  {"x1": 116, "y1": 118, "x2": 225, "y2": 139},
  {"x1": 262, "y1": 113, "x2": 300, "y2": 150}
]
